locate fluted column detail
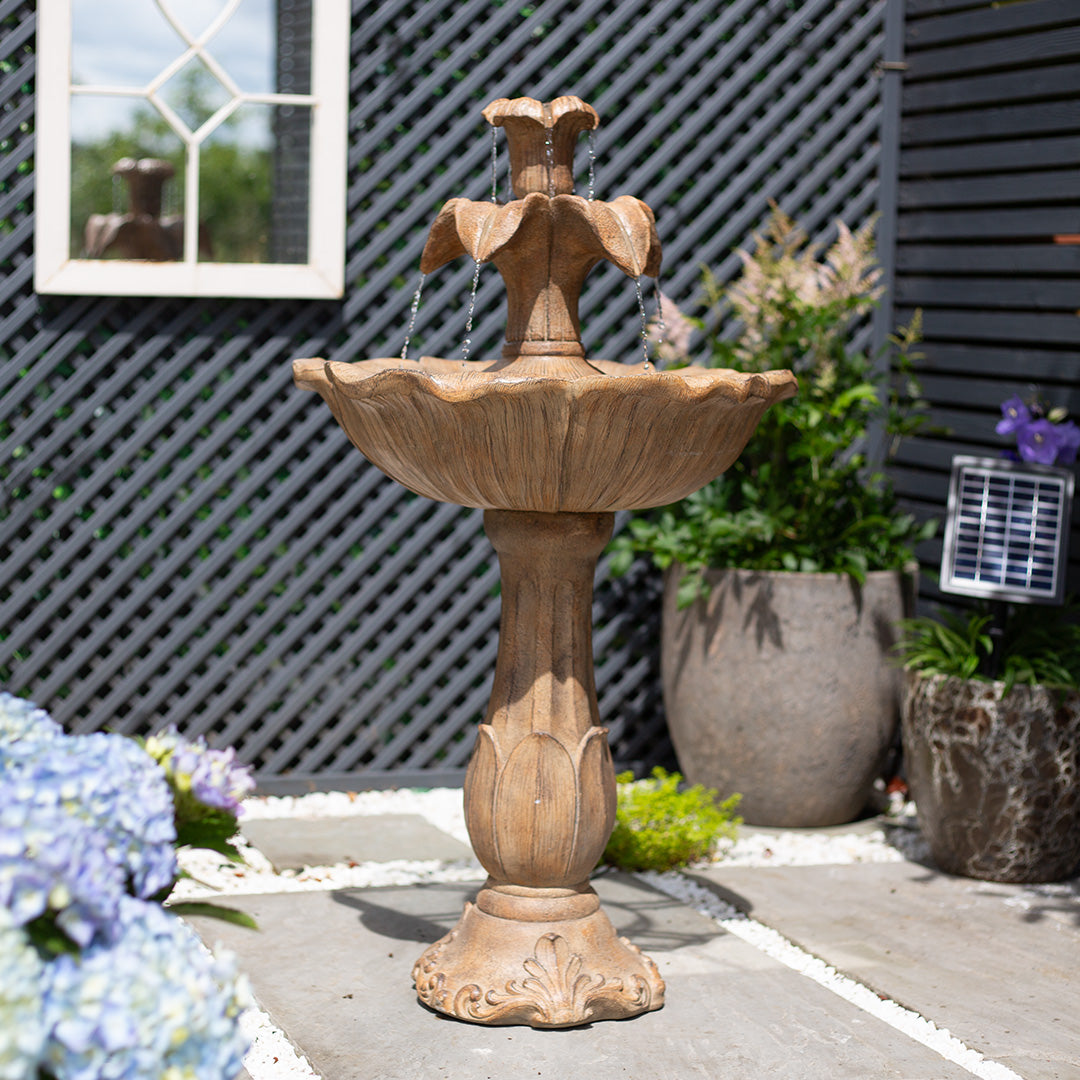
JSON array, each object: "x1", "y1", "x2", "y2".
[
  {"x1": 464, "y1": 510, "x2": 616, "y2": 888},
  {"x1": 413, "y1": 509, "x2": 664, "y2": 1027}
]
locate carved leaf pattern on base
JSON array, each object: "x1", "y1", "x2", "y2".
[{"x1": 450, "y1": 932, "x2": 655, "y2": 1027}]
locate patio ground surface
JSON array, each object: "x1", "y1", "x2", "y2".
[{"x1": 187, "y1": 807, "x2": 1080, "y2": 1080}]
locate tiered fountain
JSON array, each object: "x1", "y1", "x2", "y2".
[{"x1": 294, "y1": 96, "x2": 796, "y2": 1028}]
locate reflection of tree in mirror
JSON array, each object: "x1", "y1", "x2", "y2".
[{"x1": 70, "y1": 67, "x2": 272, "y2": 264}]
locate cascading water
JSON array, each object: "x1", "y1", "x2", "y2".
[{"x1": 399, "y1": 272, "x2": 426, "y2": 361}]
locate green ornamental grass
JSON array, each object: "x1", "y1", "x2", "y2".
[
  {"x1": 895, "y1": 602, "x2": 1080, "y2": 695},
  {"x1": 602, "y1": 767, "x2": 741, "y2": 872}
]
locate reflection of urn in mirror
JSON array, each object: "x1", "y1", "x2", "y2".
[
  {"x1": 83, "y1": 157, "x2": 212, "y2": 261},
  {"x1": 295, "y1": 95, "x2": 796, "y2": 1028}
]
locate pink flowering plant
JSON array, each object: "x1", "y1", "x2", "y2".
[
  {"x1": 612, "y1": 205, "x2": 933, "y2": 607},
  {"x1": 997, "y1": 394, "x2": 1080, "y2": 466},
  {"x1": 0, "y1": 693, "x2": 255, "y2": 1080}
]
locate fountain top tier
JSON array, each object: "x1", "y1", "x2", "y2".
[
  {"x1": 293, "y1": 96, "x2": 796, "y2": 514},
  {"x1": 483, "y1": 96, "x2": 599, "y2": 198},
  {"x1": 420, "y1": 95, "x2": 660, "y2": 370}
]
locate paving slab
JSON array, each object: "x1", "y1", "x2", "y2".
[
  {"x1": 189, "y1": 872, "x2": 976, "y2": 1080},
  {"x1": 240, "y1": 815, "x2": 472, "y2": 870},
  {"x1": 691, "y1": 862, "x2": 1080, "y2": 1080}
]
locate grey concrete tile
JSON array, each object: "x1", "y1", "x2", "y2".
[
  {"x1": 190, "y1": 872, "x2": 975, "y2": 1080},
  {"x1": 692, "y1": 861, "x2": 1080, "y2": 1080},
  {"x1": 240, "y1": 814, "x2": 473, "y2": 870}
]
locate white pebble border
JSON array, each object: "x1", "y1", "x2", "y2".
[
  {"x1": 240, "y1": 1007, "x2": 320, "y2": 1080},
  {"x1": 201, "y1": 789, "x2": 1024, "y2": 1080}
]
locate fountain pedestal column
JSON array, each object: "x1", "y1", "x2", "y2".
[{"x1": 411, "y1": 509, "x2": 665, "y2": 1026}]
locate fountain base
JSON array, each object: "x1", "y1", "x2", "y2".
[{"x1": 412, "y1": 880, "x2": 665, "y2": 1027}]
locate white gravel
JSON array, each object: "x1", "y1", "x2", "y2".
[{"x1": 190, "y1": 788, "x2": 1011, "y2": 1080}]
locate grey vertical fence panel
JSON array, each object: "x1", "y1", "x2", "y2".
[
  {"x1": 0, "y1": 0, "x2": 890, "y2": 792},
  {"x1": 890, "y1": 0, "x2": 1080, "y2": 606}
]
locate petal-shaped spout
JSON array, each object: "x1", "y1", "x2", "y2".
[{"x1": 419, "y1": 193, "x2": 660, "y2": 358}]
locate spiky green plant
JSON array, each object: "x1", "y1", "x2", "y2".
[{"x1": 895, "y1": 603, "x2": 1080, "y2": 695}]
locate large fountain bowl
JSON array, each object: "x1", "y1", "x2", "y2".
[{"x1": 294, "y1": 356, "x2": 796, "y2": 513}]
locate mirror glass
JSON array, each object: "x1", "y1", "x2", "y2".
[{"x1": 36, "y1": 0, "x2": 347, "y2": 298}]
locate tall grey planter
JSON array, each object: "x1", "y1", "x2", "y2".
[{"x1": 661, "y1": 567, "x2": 911, "y2": 827}]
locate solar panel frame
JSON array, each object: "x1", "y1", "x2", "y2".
[{"x1": 940, "y1": 455, "x2": 1074, "y2": 606}]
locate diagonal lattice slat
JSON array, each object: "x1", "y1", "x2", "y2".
[{"x1": 1, "y1": 0, "x2": 889, "y2": 790}]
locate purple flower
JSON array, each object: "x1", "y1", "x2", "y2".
[
  {"x1": 996, "y1": 395, "x2": 1032, "y2": 436},
  {"x1": 1052, "y1": 419, "x2": 1080, "y2": 464},
  {"x1": 1016, "y1": 418, "x2": 1069, "y2": 465},
  {"x1": 997, "y1": 395, "x2": 1080, "y2": 466},
  {"x1": 145, "y1": 726, "x2": 255, "y2": 817}
]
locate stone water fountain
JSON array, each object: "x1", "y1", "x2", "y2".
[{"x1": 294, "y1": 96, "x2": 796, "y2": 1028}]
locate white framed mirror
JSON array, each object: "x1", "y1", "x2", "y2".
[{"x1": 35, "y1": 0, "x2": 349, "y2": 299}]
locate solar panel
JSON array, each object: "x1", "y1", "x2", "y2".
[{"x1": 940, "y1": 455, "x2": 1074, "y2": 606}]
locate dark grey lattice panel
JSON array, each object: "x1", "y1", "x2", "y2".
[{"x1": 1, "y1": 0, "x2": 888, "y2": 790}]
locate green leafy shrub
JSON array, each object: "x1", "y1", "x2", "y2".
[
  {"x1": 610, "y1": 205, "x2": 934, "y2": 609},
  {"x1": 602, "y1": 767, "x2": 741, "y2": 872}
]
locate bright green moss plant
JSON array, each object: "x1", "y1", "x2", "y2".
[{"x1": 602, "y1": 767, "x2": 742, "y2": 872}]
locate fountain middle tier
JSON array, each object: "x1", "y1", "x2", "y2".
[{"x1": 294, "y1": 356, "x2": 795, "y2": 513}]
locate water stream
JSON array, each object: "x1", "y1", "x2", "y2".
[
  {"x1": 544, "y1": 127, "x2": 555, "y2": 197},
  {"x1": 461, "y1": 260, "x2": 482, "y2": 363},
  {"x1": 634, "y1": 278, "x2": 651, "y2": 371},
  {"x1": 652, "y1": 282, "x2": 667, "y2": 364},
  {"x1": 399, "y1": 273, "x2": 426, "y2": 361},
  {"x1": 587, "y1": 131, "x2": 597, "y2": 201},
  {"x1": 490, "y1": 127, "x2": 499, "y2": 203}
]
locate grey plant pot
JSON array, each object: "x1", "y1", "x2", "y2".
[
  {"x1": 661, "y1": 566, "x2": 911, "y2": 827},
  {"x1": 902, "y1": 670, "x2": 1080, "y2": 883}
]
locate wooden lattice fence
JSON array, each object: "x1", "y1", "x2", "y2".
[
  {"x1": 886, "y1": 0, "x2": 1080, "y2": 603},
  {"x1": 1, "y1": 0, "x2": 894, "y2": 790}
]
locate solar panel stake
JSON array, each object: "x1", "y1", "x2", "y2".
[
  {"x1": 986, "y1": 599, "x2": 1008, "y2": 680},
  {"x1": 940, "y1": 456, "x2": 1074, "y2": 608}
]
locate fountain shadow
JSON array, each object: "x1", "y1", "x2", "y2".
[{"x1": 330, "y1": 870, "x2": 727, "y2": 953}]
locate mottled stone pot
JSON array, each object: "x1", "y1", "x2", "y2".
[
  {"x1": 662, "y1": 567, "x2": 911, "y2": 827},
  {"x1": 902, "y1": 672, "x2": 1080, "y2": 883}
]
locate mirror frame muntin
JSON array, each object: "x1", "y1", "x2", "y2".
[{"x1": 34, "y1": 0, "x2": 349, "y2": 299}]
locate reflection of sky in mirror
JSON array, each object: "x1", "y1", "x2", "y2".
[
  {"x1": 70, "y1": 0, "x2": 283, "y2": 145},
  {"x1": 71, "y1": 0, "x2": 275, "y2": 131}
]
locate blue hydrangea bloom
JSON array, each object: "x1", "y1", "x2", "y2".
[
  {"x1": 0, "y1": 909, "x2": 47, "y2": 1080},
  {"x1": 0, "y1": 793, "x2": 123, "y2": 948},
  {"x1": 0, "y1": 692, "x2": 62, "y2": 745},
  {"x1": 0, "y1": 712, "x2": 177, "y2": 944},
  {"x1": 41, "y1": 896, "x2": 251, "y2": 1080}
]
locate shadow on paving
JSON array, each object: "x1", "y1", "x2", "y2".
[
  {"x1": 330, "y1": 872, "x2": 726, "y2": 954},
  {"x1": 188, "y1": 870, "x2": 985, "y2": 1080}
]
